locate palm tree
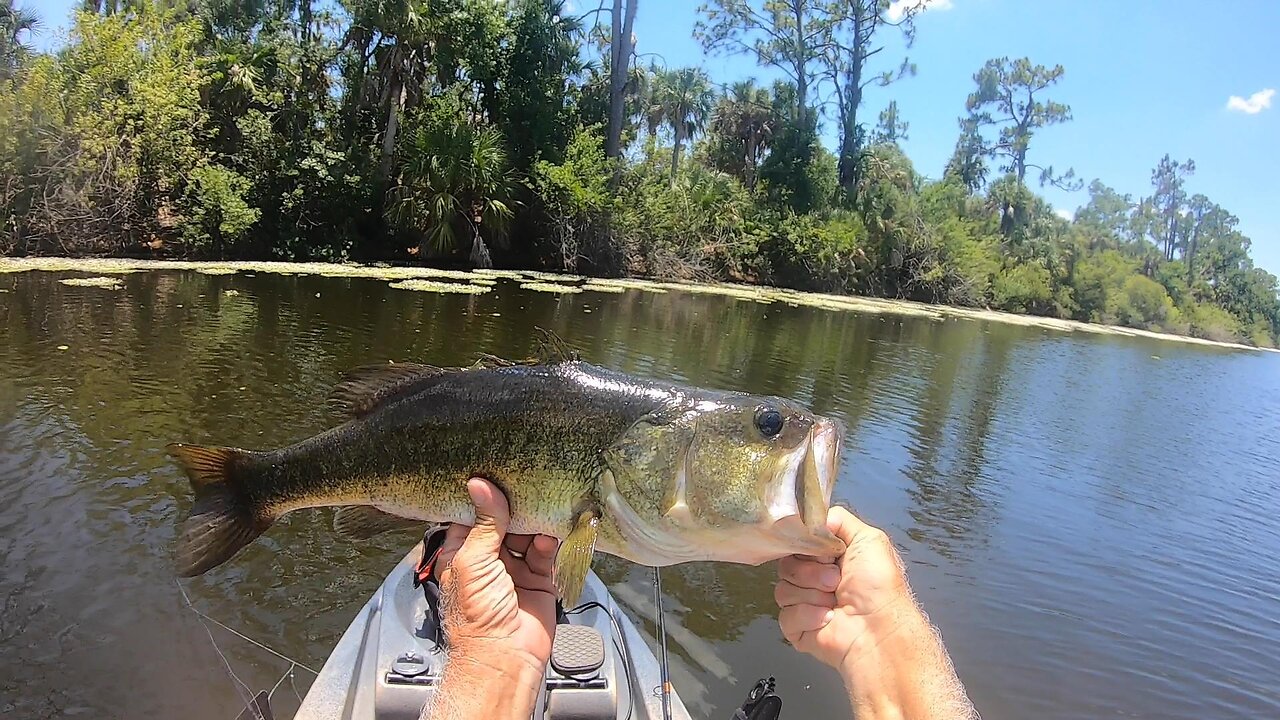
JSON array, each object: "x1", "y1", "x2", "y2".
[
  {"x1": 656, "y1": 66, "x2": 714, "y2": 186},
  {"x1": 709, "y1": 79, "x2": 775, "y2": 189},
  {"x1": 631, "y1": 62, "x2": 667, "y2": 139},
  {"x1": 389, "y1": 116, "x2": 516, "y2": 267},
  {"x1": 0, "y1": 0, "x2": 39, "y2": 81}
]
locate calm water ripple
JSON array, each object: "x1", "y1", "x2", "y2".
[{"x1": 2, "y1": 269, "x2": 1278, "y2": 719}]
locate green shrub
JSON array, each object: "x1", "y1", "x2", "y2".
[
  {"x1": 933, "y1": 216, "x2": 1000, "y2": 306},
  {"x1": 759, "y1": 112, "x2": 837, "y2": 214},
  {"x1": 181, "y1": 164, "x2": 260, "y2": 255},
  {"x1": 992, "y1": 261, "x2": 1053, "y2": 314},
  {"x1": 531, "y1": 126, "x2": 619, "y2": 271},
  {"x1": 1069, "y1": 250, "x2": 1137, "y2": 322},
  {"x1": 1247, "y1": 321, "x2": 1276, "y2": 349},
  {"x1": 1106, "y1": 275, "x2": 1176, "y2": 330},
  {"x1": 1184, "y1": 302, "x2": 1241, "y2": 343},
  {"x1": 760, "y1": 211, "x2": 866, "y2": 291}
]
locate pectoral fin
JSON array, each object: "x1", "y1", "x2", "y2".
[
  {"x1": 333, "y1": 506, "x2": 424, "y2": 539},
  {"x1": 553, "y1": 508, "x2": 600, "y2": 606}
]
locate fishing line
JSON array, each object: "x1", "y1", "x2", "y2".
[
  {"x1": 177, "y1": 580, "x2": 260, "y2": 716},
  {"x1": 176, "y1": 580, "x2": 319, "y2": 719},
  {"x1": 176, "y1": 580, "x2": 320, "y2": 675}
]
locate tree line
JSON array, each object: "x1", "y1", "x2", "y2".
[{"x1": 1, "y1": 0, "x2": 1277, "y2": 346}]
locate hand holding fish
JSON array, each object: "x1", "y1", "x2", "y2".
[
  {"x1": 427, "y1": 478, "x2": 560, "y2": 720},
  {"x1": 775, "y1": 507, "x2": 978, "y2": 719}
]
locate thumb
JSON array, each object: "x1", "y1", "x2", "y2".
[
  {"x1": 826, "y1": 505, "x2": 876, "y2": 547},
  {"x1": 458, "y1": 477, "x2": 510, "y2": 558}
]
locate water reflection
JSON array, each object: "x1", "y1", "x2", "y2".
[
  {"x1": 901, "y1": 323, "x2": 1013, "y2": 561},
  {"x1": 2, "y1": 269, "x2": 1279, "y2": 720}
]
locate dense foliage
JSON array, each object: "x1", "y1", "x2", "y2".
[{"x1": 1, "y1": 0, "x2": 1277, "y2": 346}]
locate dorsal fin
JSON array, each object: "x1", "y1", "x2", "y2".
[
  {"x1": 328, "y1": 362, "x2": 450, "y2": 418},
  {"x1": 533, "y1": 327, "x2": 579, "y2": 363}
]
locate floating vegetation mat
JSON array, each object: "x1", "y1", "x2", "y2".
[
  {"x1": 766, "y1": 290, "x2": 945, "y2": 319},
  {"x1": 657, "y1": 282, "x2": 775, "y2": 303},
  {"x1": 520, "y1": 282, "x2": 583, "y2": 294},
  {"x1": 387, "y1": 279, "x2": 490, "y2": 294},
  {"x1": 523, "y1": 270, "x2": 585, "y2": 283},
  {"x1": 471, "y1": 269, "x2": 528, "y2": 279},
  {"x1": 580, "y1": 282, "x2": 627, "y2": 294},
  {"x1": 580, "y1": 277, "x2": 668, "y2": 293},
  {"x1": 1, "y1": 258, "x2": 142, "y2": 274},
  {"x1": 2, "y1": 257, "x2": 1271, "y2": 352},
  {"x1": 0, "y1": 257, "x2": 499, "y2": 283},
  {"x1": 58, "y1": 276, "x2": 122, "y2": 289}
]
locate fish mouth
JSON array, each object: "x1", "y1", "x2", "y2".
[
  {"x1": 764, "y1": 417, "x2": 845, "y2": 557},
  {"x1": 802, "y1": 418, "x2": 842, "y2": 527}
]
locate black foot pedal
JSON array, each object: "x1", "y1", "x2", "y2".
[{"x1": 550, "y1": 625, "x2": 605, "y2": 679}]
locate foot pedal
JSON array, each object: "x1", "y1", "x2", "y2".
[{"x1": 550, "y1": 625, "x2": 605, "y2": 679}]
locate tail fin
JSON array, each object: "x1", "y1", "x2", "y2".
[{"x1": 168, "y1": 443, "x2": 270, "y2": 577}]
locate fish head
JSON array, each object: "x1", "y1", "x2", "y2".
[{"x1": 603, "y1": 394, "x2": 847, "y2": 566}]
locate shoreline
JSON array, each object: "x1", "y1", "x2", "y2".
[{"x1": 2, "y1": 257, "x2": 1274, "y2": 354}]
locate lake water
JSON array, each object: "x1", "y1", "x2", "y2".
[{"x1": 2, "y1": 268, "x2": 1278, "y2": 719}]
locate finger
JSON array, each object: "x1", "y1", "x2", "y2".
[
  {"x1": 774, "y1": 580, "x2": 836, "y2": 610},
  {"x1": 525, "y1": 535, "x2": 559, "y2": 578},
  {"x1": 778, "y1": 603, "x2": 834, "y2": 644},
  {"x1": 779, "y1": 555, "x2": 841, "y2": 592},
  {"x1": 502, "y1": 547, "x2": 557, "y2": 595},
  {"x1": 827, "y1": 506, "x2": 877, "y2": 547},
  {"x1": 459, "y1": 477, "x2": 510, "y2": 557},
  {"x1": 504, "y1": 534, "x2": 534, "y2": 556}
]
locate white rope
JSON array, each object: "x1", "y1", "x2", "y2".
[{"x1": 176, "y1": 580, "x2": 321, "y2": 719}]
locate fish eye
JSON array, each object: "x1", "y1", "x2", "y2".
[{"x1": 754, "y1": 407, "x2": 784, "y2": 438}]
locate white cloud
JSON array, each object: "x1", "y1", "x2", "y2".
[
  {"x1": 886, "y1": 0, "x2": 954, "y2": 22},
  {"x1": 1054, "y1": 208, "x2": 1074, "y2": 222},
  {"x1": 1226, "y1": 88, "x2": 1275, "y2": 115}
]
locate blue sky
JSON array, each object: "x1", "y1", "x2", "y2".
[{"x1": 27, "y1": 0, "x2": 1280, "y2": 273}]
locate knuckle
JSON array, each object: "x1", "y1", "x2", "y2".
[
  {"x1": 773, "y1": 580, "x2": 796, "y2": 607},
  {"x1": 866, "y1": 526, "x2": 891, "y2": 545}
]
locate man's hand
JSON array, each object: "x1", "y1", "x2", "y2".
[
  {"x1": 775, "y1": 506, "x2": 912, "y2": 670},
  {"x1": 775, "y1": 506, "x2": 978, "y2": 720},
  {"x1": 426, "y1": 478, "x2": 561, "y2": 720}
]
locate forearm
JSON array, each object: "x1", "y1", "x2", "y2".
[
  {"x1": 838, "y1": 601, "x2": 977, "y2": 720},
  {"x1": 422, "y1": 645, "x2": 545, "y2": 720}
]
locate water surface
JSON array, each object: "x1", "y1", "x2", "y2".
[{"x1": 1, "y1": 269, "x2": 1278, "y2": 719}]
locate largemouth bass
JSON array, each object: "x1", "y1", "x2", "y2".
[{"x1": 169, "y1": 358, "x2": 847, "y2": 604}]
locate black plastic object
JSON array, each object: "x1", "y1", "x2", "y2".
[
  {"x1": 413, "y1": 526, "x2": 450, "y2": 648},
  {"x1": 235, "y1": 691, "x2": 274, "y2": 720},
  {"x1": 730, "y1": 677, "x2": 782, "y2": 720}
]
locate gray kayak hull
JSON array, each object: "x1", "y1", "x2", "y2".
[{"x1": 296, "y1": 544, "x2": 692, "y2": 720}]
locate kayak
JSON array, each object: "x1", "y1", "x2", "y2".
[{"x1": 295, "y1": 541, "x2": 694, "y2": 720}]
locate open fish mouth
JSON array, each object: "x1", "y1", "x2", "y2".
[
  {"x1": 802, "y1": 418, "x2": 842, "y2": 528},
  {"x1": 762, "y1": 417, "x2": 846, "y2": 558}
]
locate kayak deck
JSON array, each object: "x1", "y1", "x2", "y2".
[{"x1": 296, "y1": 543, "x2": 692, "y2": 720}]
